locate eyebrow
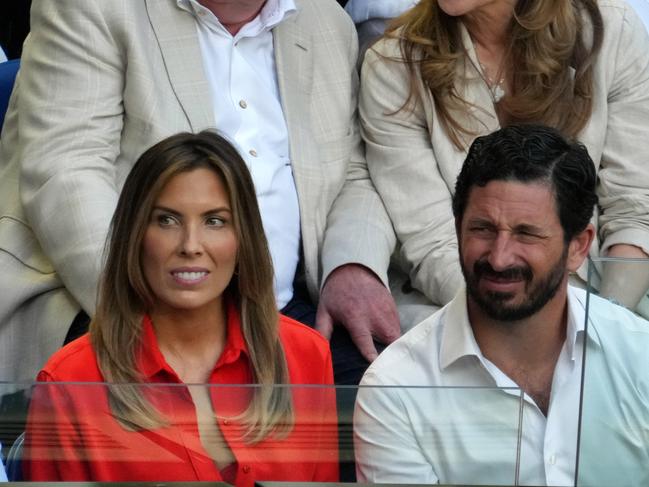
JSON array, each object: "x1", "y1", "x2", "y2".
[
  {"x1": 152, "y1": 205, "x2": 232, "y2": 216},
  {"x1": 514, "y1": 224, "x2": 547, "y2": 235},
  {"x1": 466, "y1": 218, "x2": 494, "y2": 227},
  {"x1": 466, "y1": 218, "x2": 547, "y2": 235}
]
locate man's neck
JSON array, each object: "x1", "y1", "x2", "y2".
[
  {"x1": 469, "y1": 287, "x2": 569, "y2": 414},
  {"x1": 197, "y1": 0, "x2": 267, "y2": 35}
]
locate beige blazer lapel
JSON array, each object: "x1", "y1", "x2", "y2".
[
  {"x1": 145, "y1": 0, "x2": 214, "y2": 132},
  {"x1": 274, "y1": 8, "x2": 316, "y2": 175},
  {"x1": 274, "y1": 10, "x2": 323, "y2": 290},
  {"x1": 455, "y1": 23, "x2": 500, "y2": 137}
]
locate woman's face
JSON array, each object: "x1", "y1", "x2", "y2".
[{"x1": 141, "y1": 167, "x2": 238, "y2": 316}]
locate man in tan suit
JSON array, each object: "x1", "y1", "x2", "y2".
[{"x1": 0, "y1": 0, "x2": 399, "y2": 384}]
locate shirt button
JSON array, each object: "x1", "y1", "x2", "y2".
[
  {"x1": 222, "y1": 419, "x2": 230, "y2": 425},
  {"x1": 242, "y1": 465, "x2": 251, "y2": 474},
  {"x1": 249, "y1": 149, "x2": 258, "y2": 157},
  {"x1": 239, "y1": 100, "x2": 248, "y2": 109},
  {"x1": 549, "y1": 454, "x2": 556, "y2": 465}
]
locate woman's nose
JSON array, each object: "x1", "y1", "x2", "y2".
[{"x1": 179, "y1": 225, "x2": 203, "y2": 256}]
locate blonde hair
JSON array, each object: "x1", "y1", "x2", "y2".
[
  {"x1": 384, "y1": 0, "x2": 603, "y2": 149},
  {"x1": 90, "y1": 131, "x2": 293, "y2": 441}
]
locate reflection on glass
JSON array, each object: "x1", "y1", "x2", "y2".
[
  {"x1": 21, "y1": 383, "x2": 337, "y2": 485},
  {"x1": 577, "y1": 257, "x2": 649, "y2": 487},
  {"x1": 354, "y1": 385, "x2": 524, "y2": 485},
  {"x1": 0, "y1": 383, "x2": 525, "y2": 485}
]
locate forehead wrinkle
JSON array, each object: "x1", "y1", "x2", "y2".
[{"x1": 464, "y1": 181, "x2": 560, "y2": 233}]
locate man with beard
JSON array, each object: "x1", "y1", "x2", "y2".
[{"x1": 354, "y1": 124, "x2": 649, "y2": 485}]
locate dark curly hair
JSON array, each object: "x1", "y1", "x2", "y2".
[{"x1": 453, "y1": 124, "x2": 598, "y2": 242}]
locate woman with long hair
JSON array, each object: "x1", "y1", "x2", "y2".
[
  {"x1": 361, "y1": 0, "x2": 649, "y2": 311},
  {"x1": 23, "y1": 131, "x2": 337, "y2": 485}
]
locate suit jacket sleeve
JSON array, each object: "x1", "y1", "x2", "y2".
[
  {"x1": 320, "y1": 8, "x2": 396, "y2": 289},
  {"x1": 359, "y1": 41, "x2": 463, "y2": 306},
  {"x1": 596, "y1": 3, "x2": 649, "y2": 255},
  {"x1": 18, "y1": 0, "x2": 125, "y2": 314}
]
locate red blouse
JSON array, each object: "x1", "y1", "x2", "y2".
[{"x1": 24, "y1": 307, "x2": 338, "y2": 486}]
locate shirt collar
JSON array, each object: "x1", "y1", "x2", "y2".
[
  {"x1": 565, "y1": 285, "x2": 586, "y2": 360},
  {"x1": 439, "y1": 284, "x2": 587, "y2": 370},
  {"x1": 177, "y1": 0, "x2": 297, "y2": 39},
  {"x1": 137, "y1": 298, "x2": 248, "y2": 380},
  {"x1": 439, "y1": 286, "x2": 484, "y2": 370}
]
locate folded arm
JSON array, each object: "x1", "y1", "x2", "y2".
[{"x1": 597, "y1": 5, "x2": 649, "y2": 307}]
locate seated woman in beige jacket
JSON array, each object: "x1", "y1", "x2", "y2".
[{"x1": 360, "y1": 0, "x2": 649, "y2": 310}]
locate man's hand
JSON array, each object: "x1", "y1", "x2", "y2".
[{"x1": 316, "y1": 264, "x2": 400, "y2": 362}]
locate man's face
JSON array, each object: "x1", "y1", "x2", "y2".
[{"x1": 458, "y1": 180, "x2": 569, "y2": 321}]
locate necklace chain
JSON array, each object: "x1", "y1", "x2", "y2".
[{"x1": 479, "y1": 61, "x2": 506, "y2": 103}]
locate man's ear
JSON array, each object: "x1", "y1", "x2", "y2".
[
  {"x1": 567, "y1": 223, "x2": 595, "y2": 272},
  {"x1": 455, "y1": 217, "x2": 462, "y2": 244}
]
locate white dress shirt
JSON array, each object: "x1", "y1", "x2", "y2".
[
  {"x1": 355, "y1": 286, "x2": 589, "y2": 486},
  {"x1": 177, "y1": 0, "x2": 300, "y2": 308}
]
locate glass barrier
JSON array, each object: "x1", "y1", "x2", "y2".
[
  {"x1": 577, "y1": 257, "x2": 649, "y2": 487},
  {"x1": 0, "y1": 383, "x2": 524, "y2": 485}
]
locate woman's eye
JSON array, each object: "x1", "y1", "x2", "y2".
[
  {"x1": 157, "y1": 214, "x2": 178, "y2": 226},
  {"x1": 205, "y1": 216, "x2": 226, "y2": 227}
]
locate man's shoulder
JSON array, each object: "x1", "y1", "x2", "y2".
[
  {"x1": 361, "y1": 306, "x2": 447, "y2": 386},
  {"x1": 294, "y1": 0, "x2": 349, "y2": 20},
  {"x1": 293, "y1": 0, "x2": 355, "y2": 32}
]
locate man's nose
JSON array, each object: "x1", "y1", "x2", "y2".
[{"x1": 486, "y1": 232, "x2": 517, "y2": 271}]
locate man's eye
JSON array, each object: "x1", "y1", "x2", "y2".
[{"x1": 518, "y1": 232, "x2": 542, "y2": 242}]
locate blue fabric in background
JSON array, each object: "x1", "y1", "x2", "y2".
[
  {"x1": 0, "y1": 59, "x2": 19, "y2": 130},
  {"x1": 0, "y1": 442, "x2": 7, "y2": 482},
  {"x1": 627, "y1": 0, "x2": 649, "y2": 32},
  {"x1": 344, "y1": 0, "x2": 417, "y2": 23}
]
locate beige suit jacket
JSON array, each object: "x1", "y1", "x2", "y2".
[
  {"x1": 361, "y1": 0, "x2": 649, "y2": 308},
  {"x1": 0, "y1": 0, "x2": 395, "y2": 381}
]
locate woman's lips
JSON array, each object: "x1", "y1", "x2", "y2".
[{"x1": 170, "y1": 269, "x2": 210, "y2": 285}]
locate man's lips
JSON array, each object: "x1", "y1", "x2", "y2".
[
  {"x1": 473, "y1": 260, "x2": 532, "y2": 284},
  {"x1": 482, "y1": 274, "x2": 524, "y2": 284},
  {"x1": 480, "y1": 275, "x2": 524, "y2": 292}
]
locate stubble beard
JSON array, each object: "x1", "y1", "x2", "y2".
[{"x1": 461, "y1": 247, "x2": 568, "y2": 322}]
